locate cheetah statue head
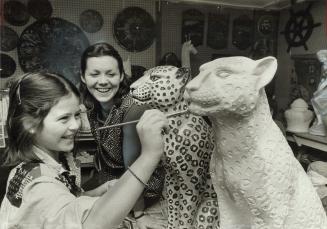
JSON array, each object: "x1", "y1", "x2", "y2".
[{"x1": 130, "y1": 65, "x2": 190, "y2": 111}]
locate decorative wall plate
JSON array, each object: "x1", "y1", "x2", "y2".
[
  {"x1": 18, "y1": 18, "x2": 89, "y2": 85},
  {"x1": 113, "y1": 7, "x2": 155, "y2": 52},
  {"x1": 1, "y1": 26, "x2": 19, "y2": 52},
  {"x1": 80, "y1": 9, "x2": 103, "y2": 33},
  {"x1": 181, "y1": 9, "x2": 204, "y2": 47},
  {"x1": 27, "y1": 0, "x2": 53, "y2": 20},
  {"x1": 207, "y1": 13, "x2": 229, "y2": 50},
  {"x1": 4, "y1": 1, "x2": 30, "y2": 26},
  {"x1": 0, "y1": 54, "x2": 16, "y2": 78}
]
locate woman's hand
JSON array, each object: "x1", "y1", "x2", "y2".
[
  {"x1": 135, "y1": 214, "x2": 167, "y2": 229},
  {"x1": 136, "y1": 110, "x2": 169, "y2": 161}
]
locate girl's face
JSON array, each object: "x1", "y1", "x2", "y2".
[
  {"x1": 81, "y1": 56, "x2": 124, "y2": 106},
  {"x1": 34, "y1": 94, "x2": 81, "y2": 155}
]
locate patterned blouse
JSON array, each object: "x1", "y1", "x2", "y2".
[{"x1": 87, "y1": 94, "x2": 165, "y2": 206}]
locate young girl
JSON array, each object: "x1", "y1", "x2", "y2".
[
  {"x1": 0, "y1": 72, "x2": 168, "y2": 229},
  {"x1": 80, "y1": 43, "x2": 166, "y2": 228}
]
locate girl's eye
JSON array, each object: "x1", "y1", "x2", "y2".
[
  {"x1": 106, "y1": 73, "x2": 116, "y2": 77},
  {"x1": 59, "y1": 116, "x2": 69, "y2": 122},
  {"x1": 216, "y1": 70, "x2": 231, "y2": 78},
  {"x1": 150, "y1": 75, "x2": 160, "y2": 81}
]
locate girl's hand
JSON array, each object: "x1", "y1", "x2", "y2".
[
  {"x1": 136, "y1": 110, "x2": 169, "y2": 160},
  {"x1": 135, "y1": 214, "x2": 167, "y2": 229}
]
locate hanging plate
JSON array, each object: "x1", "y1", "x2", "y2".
[
  {"x1": 113, "y1": 7, "x2": 155, "y2": 52},
  {"x1": 0, "y1": 54, "x2": 16, "y2": 78},
  {"x1": 4, "y1": 1, "x2": 30, "y2": 26},
  {"x1": 27, "y1": 0, "x2": 53, "y2": 20},
  {"x1": 80, "y1": 9, "x2": 103, "y2": 33},
  {"x1": 0, "y1": 26, "x2": 19, "y2": 52},
  {"x1": 18, "y1": 18, "x2": 89, "y2": 85}
]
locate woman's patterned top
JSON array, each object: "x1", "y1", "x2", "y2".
[{"x1": 86, "y1": 94, "x2": 165, "y2": 206}]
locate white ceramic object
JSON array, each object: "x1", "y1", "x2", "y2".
[
  {"x1": 185, "y1": 56, "x2": 327, "y2": 229},
  {"x1": 308, "y1": 50, "x2": 327, "y2": 136},
  {"x1": 285, "y1": 98, "x2": 313, "y2": 133},
  {"x1": 181, "y1": 40, "x2": 197, "y2": 69}
]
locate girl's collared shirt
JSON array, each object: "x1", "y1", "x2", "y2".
[{"x1": 0, "y1": 147, "x2": 98, "y2": 229}]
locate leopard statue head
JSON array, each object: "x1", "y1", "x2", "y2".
[
  {"x1": 184, "y1": 56, "x2": 277, "y2": 118},
  {"x1": 130, "y1": 65, "x2": 191, "y2": 111}
]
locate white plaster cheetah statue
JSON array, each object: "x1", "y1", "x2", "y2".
[
  {"x1": 130, "y1": 66, "x2": 219, "y2": 229},
  {"x1": 184, "y1": 56, "x2": 327, "y2": 229}
]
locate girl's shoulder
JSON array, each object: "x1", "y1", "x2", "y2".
[{"x1": 6, "y1": 162, "x2": 42, "y2": 207}]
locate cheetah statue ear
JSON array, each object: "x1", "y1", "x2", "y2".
[
  {"x1": 253, "y1": 56, "x2": 277, "y2": 92},
  {"x1": 176, "y1": 67, "x2": 191, "y2": 84}
]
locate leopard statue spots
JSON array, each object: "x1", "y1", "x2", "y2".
[
  {"x1": 184, "y1": 56, "x2": 327, "y2": 229},
  {"x1": 130, "y1": 66, "x2": 219, "y2": 229}
]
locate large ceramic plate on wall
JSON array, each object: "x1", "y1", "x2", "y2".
[
  {"x1": 113, "y1": 7, "x2": 155, "y2": 52},
  {"x1": 18, "y1": 18, "x2": 89, "y2": 85}
]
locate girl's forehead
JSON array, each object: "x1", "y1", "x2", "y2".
[{"x1": 49, "y1": 94, "x2": 80, "y2": 114}]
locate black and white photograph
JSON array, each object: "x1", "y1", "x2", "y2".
[{"x1": 0, "y1": 0, "x2": 327, "y2": 228}]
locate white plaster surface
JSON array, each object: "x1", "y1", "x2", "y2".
[{"x1": 185, "y1": 56, "x2": 327, "y2": 229}]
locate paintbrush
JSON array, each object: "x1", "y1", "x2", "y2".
[{"x1": 97, "y1": 110, "x2": 188, "y2": 131}]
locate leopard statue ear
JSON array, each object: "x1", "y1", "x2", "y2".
[
  {"x1": 253, "y1": 56, "x2": 277, "y2": 91},
  {"x1": 176, "y1": 67, "x2": 191, "y2": 85}
]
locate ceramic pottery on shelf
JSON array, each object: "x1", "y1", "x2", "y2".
[{"x1": 285, "y1": 98, "x2": 313, "y2": 133}]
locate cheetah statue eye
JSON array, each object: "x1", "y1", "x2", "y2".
[
  {"x1": 150, "y1": 75, "x2": 161, "y2": 81},
  {"x1": 215, "y1": 70, "x2": 231, "y2": 78}
]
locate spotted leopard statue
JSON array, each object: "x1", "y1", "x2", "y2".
[
  {"x1": 130, "y1": 66, "x2": 219, "y2": 229},
  {"x1": 184, "y1": 56, "x2": 327, "y2": 229}
]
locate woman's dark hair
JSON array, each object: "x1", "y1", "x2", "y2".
[
  {"x1": 80, "y1": 42, "x2": 130, "y2": 110},
  {"x1": 4, "y1": 72, "x2": 80, "y2": 166}
]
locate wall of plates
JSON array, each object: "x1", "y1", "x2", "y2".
[{"x1": 0, "y1": 0, "x2": 157, "y2": 88}]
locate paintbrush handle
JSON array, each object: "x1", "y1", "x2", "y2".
[{"x1": 97, "y1": 110, "x2": 188, "y2": 131}]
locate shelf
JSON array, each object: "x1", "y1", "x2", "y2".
[{"x1": 286, "y1": 132, "x2": 327, "y2": 152}]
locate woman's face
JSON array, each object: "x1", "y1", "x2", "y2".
[
  {"x1": 34, "y1": 94, "x2": 81, "y2": 155},
  {"x1": 81, "y1": 56, "x2": 124, "y2": 105}
]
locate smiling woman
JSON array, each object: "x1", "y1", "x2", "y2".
[{"x1": 79, "y1": 43, "x2": 167, "y2": 229}]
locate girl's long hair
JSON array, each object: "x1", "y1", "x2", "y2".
[{"x1": 3, "y1": 72, "x2": 80, "y2": 166}]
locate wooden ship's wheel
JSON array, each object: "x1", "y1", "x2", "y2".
[
  {"x1": 113, "y1": 7, "x2": 155, "y2": 52},
  {"x1": 280, "y1": 3, "x2": 321, "y2": 52}
]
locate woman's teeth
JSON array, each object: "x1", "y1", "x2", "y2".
[{"x1": 97, "y1": 88, "x2": 111, "y2": 93}]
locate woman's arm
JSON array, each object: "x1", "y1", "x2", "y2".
[
  {"x1": 122, "y1": 103, "x2": 146, "y2": 167},
  {"x1": 82, "y1": 110, "x2": 168, "y2": 229},
  {"x1": 123, "y1": 103, "x2": 165, "y2": 210}
]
